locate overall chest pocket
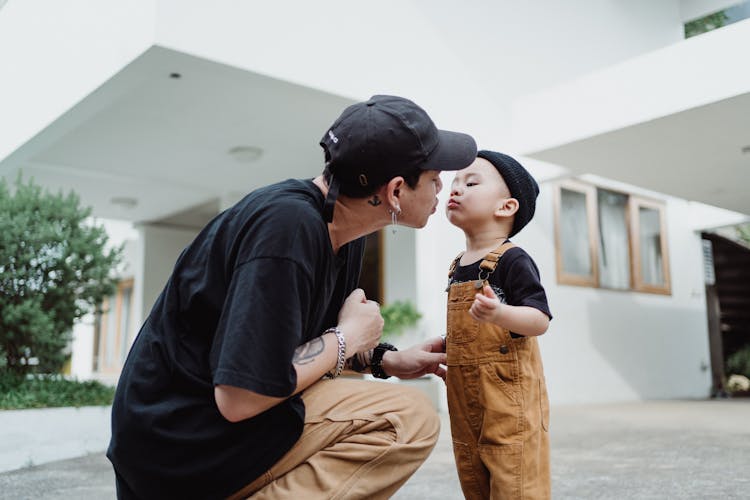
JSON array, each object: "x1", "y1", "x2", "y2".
[{"x1": 447, "y1": 303, "x2": 478, "y2": 344}]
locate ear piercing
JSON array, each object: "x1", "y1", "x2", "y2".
[{"x1": 389, "y1": 206, "x2": 401, "y2": 234}]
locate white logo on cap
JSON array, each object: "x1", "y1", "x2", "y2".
[{"x1": 328, "y1": 130, "x2": 338, "y2": 143}]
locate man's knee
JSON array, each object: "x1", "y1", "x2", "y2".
[{"x1": 392, "y1": 384, "x2": 440, "y2": 446}]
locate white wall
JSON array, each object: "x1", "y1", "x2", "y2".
[
  {"x1": 0, "y1": 0, "x2": 692, "y2": 185},
  {"x1": 687, "y1": 201, "x2": 749, "y2": 231},
  {"x1": 0, "y1": 0, "x2": 155, "y2": 163},
  {"x1": 383, "y1": 228, "x2": 417, "y2": 305},
  {"x1": 537, "y1": 183, "x2": 711, "y2": 404},
  {"x1": 69, "y1": 315, "x2": 96, "y2": 380},
  {"x1": 511, "y1": 17, "x2": 750, "y2": 154},
  {"x1": 134, "y1": 224, "x2": 199, "y2": 327},
  {"x1": 1, "y1": 0, "x2": 689, "y2": 184},
  {"x1": 154, "y1": 0, "x2": 686, "y2": 150}
]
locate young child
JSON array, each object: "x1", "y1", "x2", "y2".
[{"x1": 444, "y1": 150, "x2": 552, "y2": 500}]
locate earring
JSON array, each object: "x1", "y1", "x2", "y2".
[{"x1": 389, "y1": 207, "x2": 401, "y2": 234}]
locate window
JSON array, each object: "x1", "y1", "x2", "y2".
[
  {"x1": 554, "y1": 180, "x2": 670, "y2": 294},
  {"x1": 556, "y1": 181, "x2": 597, "y2": 287},
  {"x1": 93, "y1": 278, "x2": 134, "y2": 373},
  {"x1": 631, "y1": 198, "x2": 670, "y2": 294}
]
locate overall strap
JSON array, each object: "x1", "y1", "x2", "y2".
[
  {"x1": 479, "y1": 241, "x2": 516, "y2": 274},
  {"x1": 446, "y1": 242, "x2": 516, "y2": 292},
  {"x1": 447, "y1": 252, "x2": 465, "y2": 280}
]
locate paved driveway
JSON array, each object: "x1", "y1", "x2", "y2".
[{"x1": 1, "y1": 400, "x2": 748, "y2": 499}]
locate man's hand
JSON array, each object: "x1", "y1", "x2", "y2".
[
  {"x1": 381, "y1": 337, "x2": 447, "y2": 381},
  {"x1": 337, "y1": 288, "x2": 383, "y2": 357}
]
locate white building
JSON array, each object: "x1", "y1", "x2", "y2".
[{"x1": 1, "y1": 0, "x2": 748, "y2": 404}]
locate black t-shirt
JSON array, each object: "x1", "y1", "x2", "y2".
[
  {"x1": 450, "y1": 245, "x2": 552, "y2": 337},
  {"x1": 107, "y1": 179, "x2": 364, "y2": 499}
]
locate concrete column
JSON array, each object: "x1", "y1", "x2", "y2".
[{"x1": 132, "y1": 223, "x2": 199, "y2": 326}]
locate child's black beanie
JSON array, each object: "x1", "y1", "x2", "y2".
[{"x1": 477, "y1": 150, "x2": 539, "y2": 237}]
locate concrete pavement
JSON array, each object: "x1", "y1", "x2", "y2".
[{"x1": 1, "y1": 399, "x2": 748, "y2": 499}]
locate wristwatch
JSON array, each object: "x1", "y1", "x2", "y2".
[{"x1": 371, "y1": 342, "x2": 397, "y2": 379}]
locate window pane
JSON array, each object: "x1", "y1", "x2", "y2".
[
  {"x1": 639, "y1": 207, "x2": 664, "y2": 286},
  {"x1": 597, "y1": 189, "x2": 630, "y2": 289},
  {"x1": 560, "y1": 188, "x2": 592, "y2": 277}
]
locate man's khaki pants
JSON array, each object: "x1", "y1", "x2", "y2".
[{"x1": 227, "y1": 377, "x2": 440, "y2": 500}]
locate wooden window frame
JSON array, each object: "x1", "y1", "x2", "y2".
[
  {"x1": 94, "y1": 278, "x2": 134, "y2": 374},
  {"x1": 554, "y1": 180, "x2": 599, "y2": 287},
  {"x1": 554, "y1": 180, "x2": 671, "y2": 295},
  {"x1": 630, "y1": 196, "x2": 671, "y2": 295}
]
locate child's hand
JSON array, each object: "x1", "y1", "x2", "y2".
[{"x1": 469, "y1": 285, "x2": 501, "y2": 324}]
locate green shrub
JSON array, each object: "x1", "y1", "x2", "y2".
[
  {"x1": 0, "y1": 373, "x2": 115, "y2": 410},
  {"x1": 381, "y1": 301, "x2": 422, "y2": 340},
  {"x1": 0, "y1": 174, "x2": 122, "y2": 376},
  {"x1": 726, "y1": 345, "x2": 750, "y2": 378}
]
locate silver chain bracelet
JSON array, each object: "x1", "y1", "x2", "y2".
[{"x1": 323, "y1": 326, "x2": 346, "y2": 379}]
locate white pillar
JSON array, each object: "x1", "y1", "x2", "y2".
[{"x1": 133, "y1": 223, "x2": 200, "y2": 326}]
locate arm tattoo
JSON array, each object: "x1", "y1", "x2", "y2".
[
  {"x1": 345, "y1": 348, "x2": 374, "y2": 373},
  {"x1": 293, "y1": 337, "x2": 325, "y2": 365}
]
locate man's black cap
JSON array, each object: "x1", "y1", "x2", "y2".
[
  {"x1": 320, "y1": 95, "x2": 477, "y2": 221},
  {"x1": 477, "y1": 150, "x2": 539, "y2": 237}
]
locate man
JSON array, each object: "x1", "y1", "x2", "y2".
[{"x1": 108, "y1": 95, "x2": 477, "y2": 499}]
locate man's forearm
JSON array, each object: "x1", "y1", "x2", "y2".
[{"x1": 215, "y1": 332, "x2": 340, "y2": 422}]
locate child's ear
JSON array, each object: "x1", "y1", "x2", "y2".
[{"x1": 496, "y1": 197, "x2": 519, "y2": 217}]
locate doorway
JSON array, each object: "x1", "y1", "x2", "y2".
[{"x1": 701, "y1": 233, "x2": 750, "y2": 396}]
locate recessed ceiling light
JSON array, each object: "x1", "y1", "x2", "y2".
[
  {"x1": 170, "y1": 72, "x2": 181, "y2": 79},
  {"x1": 110, "y1": 196, "x2": 138, "y2": 209},
  {"x1": 742, "y1": 145, "x2": 750, "y2": 154},
  {"x1": 228, "y1": 146, "x2": 264, "y2": 163}
]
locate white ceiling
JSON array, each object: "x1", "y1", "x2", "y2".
[
  {"x1": 529, "y1": 91, "x2": 750, "y2": 216},
  {"x1": 0, "y1": 46, "x2": 354, "y2": 225}
]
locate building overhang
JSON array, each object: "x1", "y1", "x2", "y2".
[
  {"x1": 0, "y1": 45, "x2": 354, "y2": 224},
  {"x1": 0, "y1": 2, "x2": 355, "y2": 224},
  {"x1": 511, "y1": 19, "x2": 750, "y2": 216}
]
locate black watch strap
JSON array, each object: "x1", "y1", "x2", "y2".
[{"x1": 371, "y1": 342, "x2": 397, "y2": 379}]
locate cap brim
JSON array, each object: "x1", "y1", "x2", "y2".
[{"x1": 423, "y1": 130, "x2": 477, "y2": 171}]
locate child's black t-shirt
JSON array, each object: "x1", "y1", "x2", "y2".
[{"x1": 449, "y1": 245, "x2": 552, "y2": 337}]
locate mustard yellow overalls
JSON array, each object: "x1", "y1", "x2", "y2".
[{"x1": 446, "y1": 242, "x2": 550, "y2": 500}]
